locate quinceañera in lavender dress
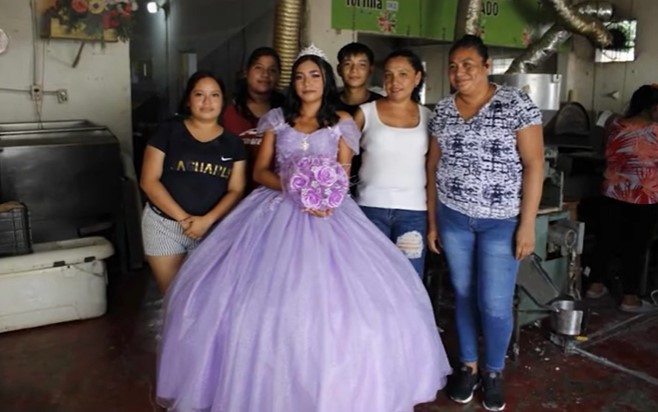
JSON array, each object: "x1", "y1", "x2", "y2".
[{"x1": 156, "y1": 108, "x2": 451, "y2": 412}]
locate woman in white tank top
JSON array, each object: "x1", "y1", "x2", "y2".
[{"x1": 353, "y1": 49, "x2": 431, "y2": 277}]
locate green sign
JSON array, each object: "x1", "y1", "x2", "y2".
[
  {"x1": 331, "y1": 1, "x2": 417, "y2": 38},
  {"x1": 479, "y1": 0, "x2": 547, "y2": 48},
  {"x1": 331, "y1": 0, "x2": 547, "y2": 48}
]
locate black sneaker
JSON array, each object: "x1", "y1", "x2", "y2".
[
  {"x1": 482, "y1": 371, "x2": 506, "y2": 411},
  {"x1": 447, "y1": 365, "x2": 480, "y2": 404}
]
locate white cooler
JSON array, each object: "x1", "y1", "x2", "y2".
[{"x1": 0, "y1": 236, "x2": 114, "y2": 333}]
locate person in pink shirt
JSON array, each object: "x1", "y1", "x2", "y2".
[{"x1": 587, "y1": 84, "x2": 658, "y2": 312}]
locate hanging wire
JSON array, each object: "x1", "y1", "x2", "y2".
[
  {"x1": 38, "y1": 32, "x2": 47, "y2": 127},
  {"x1": 0, "y1": 87, "x2": 30, "y2": 93},
  {"x1": 29, "y1": 0, "x2": 44, "y2": 128},
  {"x1": 30, "y1": 0, "x2": 38, "y2": 85},
  {"x1": 351, "y1": 1, "x2": 357, "y2": 42}
]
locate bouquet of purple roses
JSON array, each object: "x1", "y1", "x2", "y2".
[{"x1": 283, "y1": 155, "x2": 349, "y2": 211}]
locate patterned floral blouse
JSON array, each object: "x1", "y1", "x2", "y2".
[
  {"x1": 602, "y1": 119, "x2": 658, "y2": 204},
  {"x1": 429, "y1": 85, "x2": 543, "y2": 219}
]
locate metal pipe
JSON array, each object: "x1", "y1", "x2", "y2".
[
  {"x1": 454, "y1": 0, "x2": 483, "y2": 39},
  {"x1": 580, "y1": 312, "x2": 654, "y2": 346},
  {"x1": 507, "y1": 1, "x2": 613, "y2": 73},
  {"x1": 546, "y1": 0, "x2": 613, "y2": 47},
  {"x1": 572, "y1": 346, "x2": 658, "y2": 386},
  {"x1": 506, "y1": 26, "x2": 571, "y2": 74},
  {"x1": 572, "y1": 1, "x2": 614, "y2": 21},
  {"x1": 273, "y1": 0, "x2": 304, "y2": 91}
]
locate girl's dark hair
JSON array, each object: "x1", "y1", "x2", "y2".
[
  {"x1": 233, "y1": 47, "x2": 285, "y2": 122},
  {"x1": 283, "y1": 54, "x2": 339, "y2": 128},
  {"x1": 626, "y1": 85, "x2": 658, "y2": 117},
  {"x1": 384, "y1": 49, "x2": 426, "y2": 103},
  {"x1": 449, "y1": 34, "x2": 490, "y2": 63},
  {"x1": 177, "y1": 70, "x2": 226, "y2": 117}
]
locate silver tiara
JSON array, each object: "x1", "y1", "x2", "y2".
[{"x1": 296, "y1": 44, "x2": 329, "y2": 62}]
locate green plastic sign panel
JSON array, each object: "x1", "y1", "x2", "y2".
[{"x1": 331, "y1": 0, "x2": 548, "y2": 48}]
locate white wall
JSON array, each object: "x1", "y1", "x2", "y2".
[
  {"x1": 0, "y1": 0, "x2": 132, "y2": 154},
  {"x1": 304, "y1": 0, "x2": 355, "y2": 86},
  {"x1": 410, "y1": 44, "x2": 452, "y2": 104}
]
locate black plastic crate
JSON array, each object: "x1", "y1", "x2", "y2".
[{"x1": 0, "y1": 201, "x2": 33, "y2": 257}]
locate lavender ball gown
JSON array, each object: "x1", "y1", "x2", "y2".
[{"x1": 156, "y1": 108, "x2": 451, "y2": 412}]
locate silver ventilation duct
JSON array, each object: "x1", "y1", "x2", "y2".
[
  {"x1": 547, "y1": 0, "x2": 613, "y2": 47},
  {"x1": 273, "y1": 0, "x2": 304, "y2": 91},
  {"x1": 571, "y1": 1, "x2": 613, "y2": 21},
  {"x1": 454, "y1": 0, "x2": 483, "y2": 39},
  {"x1": 507, "y1": 1, "x2": 613, "y2": 74}
]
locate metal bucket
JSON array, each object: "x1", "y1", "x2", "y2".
[{"x1": 550, "y1": 299, "x2": 588, "y2": 336}]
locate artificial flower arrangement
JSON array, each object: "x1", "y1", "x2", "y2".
[
  {"x1": 47, "y1": 0, "x2": 134, "y2": 42},
  {"x1": 283, "y1": 156, "x2": 349, "y2": 211}
]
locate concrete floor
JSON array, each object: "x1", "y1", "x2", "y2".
[{"x1": 1, "y1": 267, "x2": 657, "y2": 412}]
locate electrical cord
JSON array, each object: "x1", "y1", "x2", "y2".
[
  {"x1": 29, "y1": 0, "x2": 44, "y2": 127},
  {"x1": 0, "y1": 87, "x2": 30, "y2": 94}
]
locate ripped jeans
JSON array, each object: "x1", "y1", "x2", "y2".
[
  {"x1": 360, "y1": 206, "x2": 427, "y2": 278},
  {"x1": 437, "y1": 202, "x2": 519, "y2": 372}
]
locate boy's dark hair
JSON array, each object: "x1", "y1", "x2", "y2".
[
  {"x1": 449, "y1": 34, "x2": 490, "y2": 63},
  {"x1": 283, "y1": 55, "x2": 339, "y2": 128},
  {"x1": 233, "y1": 47, "x2": 285, "y2": 122},
  {"x1": 337, "y1": 42, "x2": 375, "y2": 65},
  {"x1": 177, "y1": 70, "x2": 226, "y2": 117}
]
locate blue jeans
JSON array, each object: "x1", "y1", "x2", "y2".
[
  {"x1": 360, "y1": 206, "x2": 427, "y2": 277},
  {"x1": 437, "y1": 203, "x2": 519, "y2": 372}
]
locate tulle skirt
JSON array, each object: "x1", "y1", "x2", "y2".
[{"x1": 157, "y1": 187, "x2": 451, "y2": 412}]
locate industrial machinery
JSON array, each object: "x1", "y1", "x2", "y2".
[
  {"x1": 0, "y1": 120, "x2": 143, "y2": 272},
  {"x1": 491, "y1": 73, "x2": 587, "y2": 359}
]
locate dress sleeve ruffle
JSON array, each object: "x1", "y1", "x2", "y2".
[
  {"x1": 256, "y1": 108, "x2": 286, "y2": 135},
  {"x1": 332, "y1": 119, "x2": 362, "y2": 155}
]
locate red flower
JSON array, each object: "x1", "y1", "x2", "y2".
[
  {"x1": 378, "y1": 14, "x2": 395, "y2": 33},
  {"x1": 71, "y1": 0, "x2": 89, "y2": 13}
]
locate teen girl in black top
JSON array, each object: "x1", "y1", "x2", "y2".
[{"x1": 140, "y1": 71, "x2": 247, "y2": 293}]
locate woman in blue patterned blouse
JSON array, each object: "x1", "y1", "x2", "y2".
[{"x1": 426, "y1": 35, "x2": 544, "y2": 412}]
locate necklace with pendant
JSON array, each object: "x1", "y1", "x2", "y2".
[{"x1": 301, "y1": 134, "x2": 310, "y2": 151}]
